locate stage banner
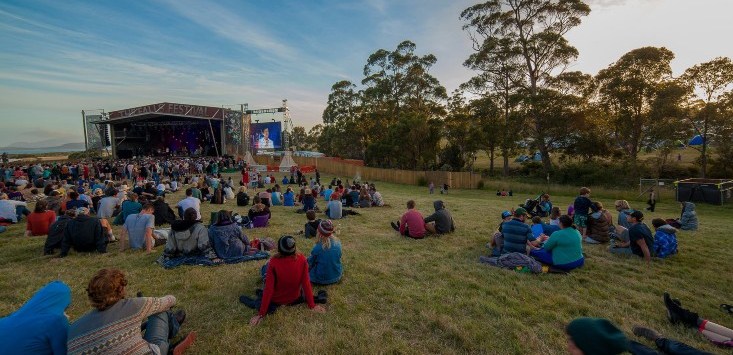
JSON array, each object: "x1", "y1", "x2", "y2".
[
  {"x1": 85, "y1": 114, "x2": 109, "y2": 149},
  {"x1": 224, "y1": 110, "x2": 246, "y2": 156}
]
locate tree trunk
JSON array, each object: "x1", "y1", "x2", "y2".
[
  {"x1": 534, "y1": 117, "x2": 552, "y2": 173},
  {"x1": 701, "y1": 116, "x2": 708, "y2": 178},
  {"x1": 489, "y1": 149, "x2": 495, "y2": 174},
  {"x1": 502, "y1": 147, "x2": 509, "y2": 176}
]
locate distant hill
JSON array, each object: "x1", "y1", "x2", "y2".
[{"x1": 0, "y1": 142, "x2": 85, "y2": 153}]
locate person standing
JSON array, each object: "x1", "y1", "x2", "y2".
[{"x1": 646, "y1": 187, "x2": 657, "y2": 212}]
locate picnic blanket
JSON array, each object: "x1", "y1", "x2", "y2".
[
  {"x1": 479, "y1": 252, "x2": 543, "y2": 274},
  {"x1": 157, "y1": 251, "x2": 270, "y2": 269}
]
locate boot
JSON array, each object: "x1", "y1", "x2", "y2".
[{"x1": 664, "y1": 292, "x2": 699, "y2": 328}]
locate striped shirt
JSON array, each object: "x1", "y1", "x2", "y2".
[{"x1": 68, "y1": 296, "x2": 175, "y2": 355}]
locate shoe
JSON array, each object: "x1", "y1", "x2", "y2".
[
  {"x1": 171, "y1": 332, "x2": 197, "y2": 355},
  {"x1": 255, "y1": 289, "x2": 263, "y2": 298},
  {"x1": 632, "y1": 326, "x2": 661, "y2": 341},
  {"x1": 664, "y1": 292, "x2": 699, "y2": 328},
  {"x1": 390, "y1": 221, "x2": 399, "y2": 231},
  {"x1": 136, "y1": 291, "x2": 144, "y2": 297},
  {"x1": 174, "y1": 310, "x2": 186, "y2": 326}
]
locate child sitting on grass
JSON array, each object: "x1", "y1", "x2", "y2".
[
  {"x1": 303, "y1": 210, "x2": 321, "y2": 238},
  {"x1": 308, "y1": 220, "x2": 343, "y2": 285},
  {"x1": 573, "y1": 187, "x2": 593, "y2": 238},
  {"x1": 549, "y1": 207, "x2": 562, "y2": 226},
  {"x1": 241, "y1": 236, "x2": 327, "y2": 326}
]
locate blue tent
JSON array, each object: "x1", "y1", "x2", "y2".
[
  {"x1": 689, "y1": 135, "x2": 704, "y2": 146},
  {"x1": 533, "y1": 152, "x2": 542, "y2": 161}
]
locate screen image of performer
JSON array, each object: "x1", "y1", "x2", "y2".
[{"x1": 258, "y1": 128, "x2": 274, "y2": 149}]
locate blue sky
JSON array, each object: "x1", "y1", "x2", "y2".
[{"x1": 1, "y1": 0, "x2": 732, "y2": 146}]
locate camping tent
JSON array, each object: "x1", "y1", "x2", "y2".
[{"x1": 279, "y1": 151, "x2": 297, "y2": 171}]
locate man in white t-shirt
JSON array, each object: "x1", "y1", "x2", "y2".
[
  {"x1": 97, "y1": 192, "x2": 120, "y2": 219},
  {"x1": 176, "y1": 188, "x2": 201, "y2": 220}
]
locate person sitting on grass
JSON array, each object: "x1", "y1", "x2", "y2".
[
  {"x1": 585, "y1": 202, "x2": 611, "y2": 244},
  {"x1": 325, "y1": 194, "x2": 345, "y2": 220},
  {"x1": 240, "y1": 236, "x2": 327, "y2": 326},
  {"x1": 301, "y1": 188, "x2": 316, "y2": 212},
  {"x1": 176, "y1": 188, "x2": 201, "y2": 220},
  {"x1": 303, "y1": 210, "x2": 321, "y2": 238},
  {"x1": 44, "y1": 209, "x2": 77, "y2": 255},
  {"x1": 651, "y1": 218, "x2": 678, "y2": 259},
  {"x1": 236, "y1": 186, "x2": 250, "y2": 207},
  {"x1": 424, "y1": 200, "x2": 455, "y2": 235},
  {"x1": 162, "y1": 207, "x2": 219, "y2": 261},
  {"x1": 308, "y1": 220, "x2": 343, "y2": 285},
  {"x1": 370, "y1": 186, "x2": 385, "y2": 207},
  {"x1": 283, "y1": 187, "x2": 295, "y2": 207},
  {"x1": 270, "y1": 185, "x2": 282, "y2": 206},
  {"x1": 152, "y1": 195, "x2": 177, "y2": 226},
  {"x1": 535, "y1": 194, "x2": 552, "y2": 217},
  {"x1": 391, "y1": 200, "x2": 427, "y2": 239},
  {"x1": 614, "y1": 200, "x2": 634, "y2": 230},
  {"x1": 573, "y1": 187, "x2": 593, "y2": 238},
  {"x1": 60, "y1": 208, "x2": 107, "y2": 258},
  {"x1": 529, "y1": 215, "x2": 584, "y2": 271},
  {"x1": 549, "y1": 206, "x2": 562, "y2": 226},
  {"x1": 248, "y1": 196, "x2": 271, "y2": 221},
  {"x1": 488, "y1": 211, "x2": 513, "y2": 257},
  {"x1": 114, "y1": 192, "x2": 142, "y2": 225},
  {"x1": 610, "y1": 210, "x2": 654, "y2": 263},
  {"x1": 120, "y1": 203, "x2": 156, "y2": 253},
  {"x1": 209, "y1": 210, "x2": 250, "y2": 259},
  {"x1": 358, "y1": 187, "x2": 372, "y2": 208},
  {"x1": 0, "y1": 281, "x2": 71, "y2": 354},
  {"x1": 0, "y1": 192, "x2": 29, "y2": 223},
  {"x1": 531, "y1": 216, "x2": 560, "y2": 237},
  {"x1": 25, "y1": 200, "x2": 56, "y2": 237},
  {"x1": 65, "y1": 191, "x2": 89, "y2": 211},
  {"x1": 501, "y1": 208, "x2": 540, "y2": 254},
  {"x1": 67, "y1": 268, "x2": 196, "y2": 355},
  {"x1": 96, "y1": 189, "x2": 119, "y2": 219},
  {"x1": 667, "y1": 202, "x2": 699, "y2": 231}
]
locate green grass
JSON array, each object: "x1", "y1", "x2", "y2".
[{"x1": 1, "y1": 175, "x2": 732, "y2": 354}]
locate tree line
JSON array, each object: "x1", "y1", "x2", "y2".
[{"x1": 289, "y1": 0, "x2": 733, "y2": 182}]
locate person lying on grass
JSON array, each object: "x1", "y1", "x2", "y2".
[
  {"x1": 67, "y1": 268, "x2": 196, "y2": 355},
  {"x1": 308, "y1": 220, "x2": 343, "y2": 285},
  {"x1": 663, "y1": 292, "x2": 733, "y2": 348},
  {"x1": 529, "y1": 215, "x2": 585, "y2": 271},
  {"x1": 565, "y1": 317, "x2": 711, "y2": 355},
  {"x1": 0, "y1": 281, "x2": 71, "y2": 354},
  {"x1": 241, "y1": 236, "x2": 327, "y2": 326}
]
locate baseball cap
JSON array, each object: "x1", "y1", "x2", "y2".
[
  {"x1": 629, "y1": 210, "x2": 644, "y2": 220},
  {"x1": 501, "y1": 211, "x2": 512, "y2": 219},
  {"x1": 514, "y1": 207, "x2": 529, "y2": 217}
]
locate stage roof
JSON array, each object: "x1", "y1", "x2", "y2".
[{"x1": 93, "y1": 102, "x2": 226, "y2": 125}]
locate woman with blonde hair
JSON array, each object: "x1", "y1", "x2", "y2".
[
  {"x1": 308, "y1": 220, "x2": 343, "y2": 285},
  {"x1": 614, "y1": 200, "x2": 633, "y2": 229}
]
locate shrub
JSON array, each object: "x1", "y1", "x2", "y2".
[{"x1": 417, "y1": 176, "x2": 428, "y2": 187}]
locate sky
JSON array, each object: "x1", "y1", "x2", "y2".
[{"x1": 1, "y1": 0, "x2": 732, "y2": 146}]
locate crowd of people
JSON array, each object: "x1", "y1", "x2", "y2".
[{"x1": 0, "y1": 157, "x2": 724, "y2": 354}]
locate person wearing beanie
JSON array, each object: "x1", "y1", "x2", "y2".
[
  {"x1": 241, "y1": 236, "x2": 327, "y2": 325},
  {"x1": 566, "y1": 317, "x2": 629, "y2": 355},
  {"x1": 610, "y1": 210, "x2": 654, "y2": 263},
  {"x1": 308, "y1": 220, "x2": 343, "y2": 285}
]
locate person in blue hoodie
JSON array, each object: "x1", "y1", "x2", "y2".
[
  {"x1": 0, "y1": 280, "x2": 71, "y2": 354},
  {"x1": 307, "y1": 220, "x2": 343, "y2": 285}
]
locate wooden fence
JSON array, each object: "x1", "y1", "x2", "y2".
[{"x1": 253, "y1": 155, "x2": 482, "y2": 189}]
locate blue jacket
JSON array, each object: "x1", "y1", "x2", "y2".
[
  {"x1": 283, "y1": 191, "x2": 295, "y2": 206},
  {"x1": 308, "y1": 240, "x2": 343, "y2": 285},
  {"x1": 653, "y1": 225, "x2": 678, "y2": 258},
  {"x1": 679, "y1": 202, "x2": 698, "y2": 231},
  {"x1": 209, "y1": 222, "x2": 249, "y2": 258},
  {"x1": 501, "y1": 218, "x2": 535, "y2": 254},
  {"x1": 0, "y1": 281, "x2": 71, "y2": 355}
]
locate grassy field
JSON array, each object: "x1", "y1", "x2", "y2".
[{"x1": 1, "y1": 175, "x2": 732, "y2": 354}]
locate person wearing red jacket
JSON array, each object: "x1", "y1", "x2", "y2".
[{"x1": 240, "y1": 236, "x2": 327, "y2": 325}]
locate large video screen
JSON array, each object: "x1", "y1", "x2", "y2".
[{"x1": 250, "y1": 122, "x2": 282, "y2": 149}]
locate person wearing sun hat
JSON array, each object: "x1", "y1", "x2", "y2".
[
  {"x1": 241, "y1": 235, "x2": 328, "y2": 326},
  {"x1": 500, "y1": 207, "x2": 540, "y2": 254},
  {"x1": 308, "y1": 220, "x2": 343, "y2": 285},
  {"x1": 566, "y1": 317, "x2": 629, "y2": 355}
]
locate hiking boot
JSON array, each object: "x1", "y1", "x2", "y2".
[
  {"x1": 173, "y1": 310, "x2": 186, "y2": 327},
  {"x1": 171, "y1": 331, "x2": 197, "y2": 355},
  {"x1": 633, "y1": 326, "x2": 661, "y2": 341},
  {"x1": 664, "y1": 292, "x2": 699, "y2": 328},
  {"x1": 314, "y1": 290, "x2": 328, "y2": 304},
  {"x1": 239, "y1": 295, "x2": 257, "y2": 309},
  {"x1": 390, "y1": 221, "x2": 399, "y2": 231}
]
